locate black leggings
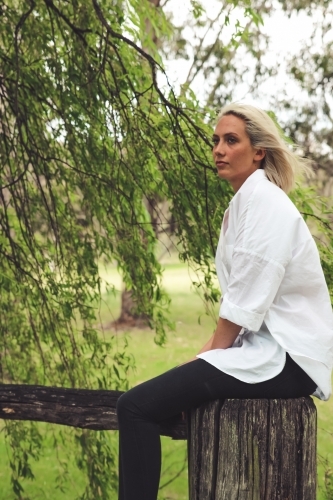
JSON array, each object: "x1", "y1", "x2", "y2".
[{"x1": 116, "y1": 354, "x2": 316, "y2": 500}]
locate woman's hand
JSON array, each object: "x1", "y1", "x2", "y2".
[
  {"x1": 178, "y1": 318, "x2": 242, "y2": 419},
  {"x1": 179, "y1": 317, "x2": 242, "y2": 366},
  {"x1": 198, "y1": 317, "x2": 242, "y2": 354}
]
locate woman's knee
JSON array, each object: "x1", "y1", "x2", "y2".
[{"x1": 116, "y1": 389, "x2": 141, "y2": 423}]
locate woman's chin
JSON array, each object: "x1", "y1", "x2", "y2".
[{"x1": 217, "y1": 170, "x2": 229, "y2": 180}]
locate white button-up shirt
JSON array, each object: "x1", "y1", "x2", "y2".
[{"x1": 197, "y1": 169, "x2": 333, "y2": 400}]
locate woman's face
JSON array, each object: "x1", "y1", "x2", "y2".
[{"x1": 212, "y1": 114, "x2": 265, "y2": 192}]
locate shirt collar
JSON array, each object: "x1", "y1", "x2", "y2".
[{"x1": 229, "y1": 169, "x2": 267, "y2": 207}]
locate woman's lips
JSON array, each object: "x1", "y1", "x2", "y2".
[{"x1": 216, "y1": 161, "x2": 228, "y2": 166}]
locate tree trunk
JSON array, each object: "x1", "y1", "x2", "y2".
[
  {"x1": 116, "y1": 289, "x2": 150, "y2": 328},
  {"x1": 187, "y1": 397, "x2": 317, "y2": 500},
  {"x1": 116, "y1": 0, "x2": 162, "y2": 329}
]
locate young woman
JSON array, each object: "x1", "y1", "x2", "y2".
[{"x1": 117, "y1": 103, "x2": 333, "y2": 500}]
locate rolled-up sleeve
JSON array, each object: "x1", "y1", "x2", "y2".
[
  {"x1": 219, "y1": 188, "x2": 296, "y2": 331},
  {"x1": 219, "y1": 248, "x2": 286, "y2": 331}
]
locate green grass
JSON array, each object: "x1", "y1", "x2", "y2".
[{"x1": 0, "y1": 263, "x2": 332, "y2": 499}]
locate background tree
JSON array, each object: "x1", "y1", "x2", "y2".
[
  {"x1": 279, "y1": 1, "x2": 333, "y2": 187},
  {"x1": 116, "y1": 0, "x2": 172, "y2": 329}
]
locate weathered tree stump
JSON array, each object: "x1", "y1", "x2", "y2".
[{"x1": 187, "y1": 398, "x2": 317, "y2": 500}]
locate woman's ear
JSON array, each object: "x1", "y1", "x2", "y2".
[{"x1": 254, "y1": 149, "x2": 266, "y2": 161}]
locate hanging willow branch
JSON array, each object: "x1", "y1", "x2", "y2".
[{"x1": 0, "y1": 0, "x2": 232, "y2": 497}]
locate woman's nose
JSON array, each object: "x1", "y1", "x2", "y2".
[{"x1": 214, "y1": 140, "x2": 226, "y2": 156}]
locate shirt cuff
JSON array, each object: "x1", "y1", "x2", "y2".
[{"x1": 219, "y1": 296, "x2": 264, "y2": 332}]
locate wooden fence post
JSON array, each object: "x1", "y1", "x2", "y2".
[{"x1": 187, "y1": 397, "x2": 317, "y2": 500}]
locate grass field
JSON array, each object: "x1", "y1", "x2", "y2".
[{"x1": 0, "y1": 263, "x2": 332, "y2": 499}]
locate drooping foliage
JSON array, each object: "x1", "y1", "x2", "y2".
[
  {"x1": 0, "y1": 0, "x2": 233, "y2": 496},
  {"x1": 0, "y1": 0, "x2": 223, "y2": 375}
]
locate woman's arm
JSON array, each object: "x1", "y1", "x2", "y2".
[
  {"x1": 180, "y1": 317, "x2": 242, "y2": 365},
  {"x1": 209, "y1": 317, "x2": 242, "y2": 350}
]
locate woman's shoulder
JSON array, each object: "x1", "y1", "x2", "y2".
[
  {"x1": 231, "y1": 171, "x2": 303, "y2": 229},
  {"x1": 242, "y1": 179, "x2": 313, "y2": 253},
  {"x1": 241, "y1": 178, "x2": 308, "y2": 241},
  {"x1": 251, "y1": 177, "x2": 300, "y2": 215}
]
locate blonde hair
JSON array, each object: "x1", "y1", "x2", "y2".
[{"x1": 217, "y1": 103, "x2": 312, "y2": 193}]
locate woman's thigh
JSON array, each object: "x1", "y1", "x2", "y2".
[
  {"x1": 118, "y1": 359, "x2": 219, "y2": 423},
  {"x1": 118, "y1": 356, "x2": 316, "y2": 424}
]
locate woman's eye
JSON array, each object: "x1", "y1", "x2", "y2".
[
  {"x1": 212, "y1": 138, "x2": 219, "y2": 146},
  {"x1": 227, "y1": 137, "x2": 236, "y2": 144}
]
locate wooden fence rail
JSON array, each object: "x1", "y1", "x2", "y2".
[{"x1": 0, "y1": 384, "x2": 187, "y2": 439}]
